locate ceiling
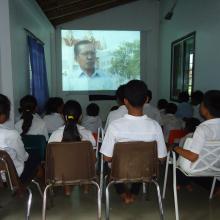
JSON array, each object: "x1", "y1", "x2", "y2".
[{"x1": 36, "y1": 0, "x2": 138, "y2": 26}]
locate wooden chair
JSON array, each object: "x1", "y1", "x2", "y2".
[
  {"x1": 42, "y1": 141, "x2": 101, "y2": 220},
  {"x1": 104, "y1": 141, "x2": 164, "y2": 220}
]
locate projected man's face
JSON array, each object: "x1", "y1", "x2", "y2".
[{"x1": 75, "y1": 43, "x2": 96, "y2": 76}]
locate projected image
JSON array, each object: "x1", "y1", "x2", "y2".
[{"x1": 61, "y1": 30, "x2": 140, "y2": 91}]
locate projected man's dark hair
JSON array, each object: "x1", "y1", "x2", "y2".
[{"x1": 74, "y1": 40, "x2": 95, "y2": 57}]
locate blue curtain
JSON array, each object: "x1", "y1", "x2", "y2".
[{"x1": 28, "y1": 36, "x2": 49, "y2": 113}]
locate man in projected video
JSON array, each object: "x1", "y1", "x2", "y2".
[{"x1": 63, "y1": 40, "x2": 112, "y2": 91}]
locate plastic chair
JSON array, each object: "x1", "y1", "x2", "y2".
[
  {"x1": 162, "y1": 129, "x2": 187, "y2": 198},
  {"x1": 167, "y1": 138, "x2": 220, "y2": 220},
  {"x1": 104, "y1": 141, "x2": 164, "y2": 220},
  {"x1": 42, "y1": 141, "x2": 101, "y2": 220},
  {"x1": 22, "y1": 135, "x2": 47, "y2": 161},
  {"x1": 0, "y1": 149, "x2": 42, "y2": 220}
]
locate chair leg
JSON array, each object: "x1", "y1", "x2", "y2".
[
  {"x1": 42, "y1": 184, "x2": 52, "y2": 220},
  {"x1": 162, "y1": 151, "x2": 170, "y2": 199},
  {"x1": 105, "y1": 181, "x2": 114, "y2": 220},
  {"x1": 143, "y1": 182, "x2": 146, "y2": 194},
  {"x1": 32, "y1": 179, "x2": 43, "y2": 198},
  {"x1": 26, "y1": 187, "x2": 32, "y2": 220},
  {"x1": 172, "y1": 151, "x2": 179, "y2": 220},
  {"x1": 151, "y1": 180, "x2": 164, "y2": 220},
  {"x1": 100, "y1": 154, "x2": 104, "y2": 201},
  {"x1": 91, "y1": 181, "x2": 101, "y2": 220},
  {"x1": 209, "y1": 177, "x2": 217, "y2": 199}
]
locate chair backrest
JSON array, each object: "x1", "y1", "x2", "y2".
[
  {"x1": 168, "y1": 129, "x2": 187, "y2": 145},
  {"x1": 110, "y1": 141, "x2": 158, "y2": 182},
  {"x1": 45, "y1": 141, "x2": 95, "y2": 185},
  {"x1": 0, "y1": 149, "x2": 22, "y2": 191},
  {"x1": 22, "y1": 135, "x2": 47, "y2": 161},
  {"x1": 178, "y1": 138, "x2": 220, "y2": 175}
]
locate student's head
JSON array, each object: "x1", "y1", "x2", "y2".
[
  {"x1": 62, "y1": 100, "x2": 82, "y2": 142},
  {"x1": 178, "y1": 91, "x2": 189, "y2": 103},
  {"x1": 0, "y1": 94, "x2": 10, "y2": 123},
  {"x1": 157, "y1": 99, "x2": 168, "y2": 110},
  {"x1": 74, "y1": 40, "x2": 96, "y2": 74},
  {"x1": 45, "y1": 97, "x2": 64, "y2": 115},
  {"x1": 146, "y1": 90, "x2": 152, "y2": 103},
  {"x1": 165, "y1": 103, "x2": 178, "y2": 114},
  {"x1": 191, "y1": 90, "x2": 204, "y2": 106},
  {"x1": 86, "y1": 103, "x2": 99, "y2": 116},
  {"x1": 115, "y1": 84, "x2": 126, "y2": 105},
  {"x1": 184, "y1": 117, "x2": 201, "y2": 133},
  {"x1": 200, "y1": 90, "x2": 220, "y2": 119},
  {"x1": 19, "y1": 95, "x2": 37, "y2": 136},
  {"x1": 124, "y1": 80, "x2": 148, "y2": 108}
]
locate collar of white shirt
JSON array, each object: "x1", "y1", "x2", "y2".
[
  {"x1": 201, "y1": 118, "x2": 220, "y2": 125},
  {"x1": 77, "y1": 70, "x2": 102, "y2": 78},
  {"x1": 124, "y1": 114, "x2": 148, "y2": 120}
]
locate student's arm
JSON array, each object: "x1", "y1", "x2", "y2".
[{"x1": 173, "y1": 146, "x2": 199, "y2": 162}]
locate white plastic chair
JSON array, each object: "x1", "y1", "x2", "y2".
[{"x1": 165, "y1": 138, "x2": 220, "y2": 220}]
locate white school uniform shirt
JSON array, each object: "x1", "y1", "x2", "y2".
[
  {"x1": 162, "y1": 113, "x2": 184, "y2": 142},
  {"x1": 48, "y1": 124, "x2": 96, "y2": 148},
  {"x1": 193, "y1": 105, "x2": 204, "y2": 122},
  {"x1": 15, "y1": 114, "x2": 49, "y2": 140},
  {"x1": 0, "y1": 124, "x2": 28, "y2": 176},
  {"x1": 81, "y1": 115, "x2": 102, "y2": 133},
  {"x1": 187, "y1": 118, "x2": 220, "y2": 155},
  {"x1": 100, "y1": 114, "x2": 167, "y2": 159},
  {"x1": 104, "y1": 105, "x2": 128, "y2": 131},
  {"x1": 43, "y1": 113, "x2": 64, "y2": 134},
  {"x1": 143, "y1": 103, "x2": 161, "y2": 125}
]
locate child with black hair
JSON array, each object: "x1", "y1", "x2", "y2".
[
  {"x1": 0, "y1": 94, "x2": 40, "y2": 184},
  {"x1": 191, "y1": 90, "x2": 204, "y2": 122},
  {"x1": 100, "y1": 80, "x2": 167, "y2": 204},
  {"x1": 15, "y1": 95, "x2": 48, "y2": 140},
  {"x1": 81, "y1": 103, "x2": 102, "y2": 134},
  {"x1": 176, "y1": 91, "x2": 193, "y2": 119},
  {"x1": 163, "y1": 103, "x2": 184, "y2": 142},
  {"x1": 104, "y1": 84, "x2": 127, "y2": 131},
  {"x1": 43, "y1": 97, "x2": 64, "y2": 134},
  {"x1": 143, "y1": 89, "x2": 161, "y2": 124},
  {"x1": 173, "y1": 90, "x2": 220, "y2": 193},
  {"x1": 48, "y1": 100, "x2": 96, "y2": 195}
]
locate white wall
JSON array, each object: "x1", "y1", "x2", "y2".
[
  {"x1": 8, "y1": 0, "x2": 55, "y2": 119},
  {"x1": 159, "y1": 0, "x2": 220, "y2": 100},
  {"x1": 54, "y1": 0, "x2": 160, "y2": 120},
  {"x1": 0, "y1": 0, "x2": 14, "y2": 119}
]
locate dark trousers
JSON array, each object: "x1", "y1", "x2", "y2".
[
  {"x1": 115, "y1": 183, "x2": 141, "y2": 195},
  {"x1": 20, "y1": 149, "x2": 41, "y2": 184}
]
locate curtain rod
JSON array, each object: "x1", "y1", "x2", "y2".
[{"x1": 24, "y1": 28, "x2": 44, "y2": 45}]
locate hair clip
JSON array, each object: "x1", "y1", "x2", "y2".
[
  {"x1": 67, "y1": 115, "x2": 74, "y2": 120},
  {"x1": 25, "y1": 109, "x2": 30, "y2": 112}
]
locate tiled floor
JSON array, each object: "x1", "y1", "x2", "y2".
[{"x1": 1, "y1": 177, "x2": 220, "y2": 219}]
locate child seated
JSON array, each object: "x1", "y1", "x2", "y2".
[
  {"x1": 49, "y1": 100, "x2": 96, "y2": 195},
  {"x1": 0, "y1": 94, "x2": 40, "y2": 184},
  {"x1": 163, "y1": 103, "x2": 184, "y2": 142},
  {"x1": 157, "y1": 99, "x2": 168, "y2": 122},
  {"x1": 15, "y1": 95, "x2": 48, "y2": 140},
  {"x1": 43, "y1": 97, "x2": 64, "y2": 134},
  {"x1": 173, "y1": 90, "x2": 220, "y2": 192},
  {"x1": 100, "y1": 80, "x2": 167, "y2": 204},
  {"x1": 81, "y1": 103, "x2": 102, "y2": 134}
]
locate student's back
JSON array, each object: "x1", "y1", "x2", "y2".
[
  {"x1": 15, "y1": 95, "x2": 48, "y2": 140},
  {"x1": 43, "y1": 97, "x2": 64, "y2": 133},
  {"x1": 81, "y1": 103, "x2": 102, "y2": 133}
]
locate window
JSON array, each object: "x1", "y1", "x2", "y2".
[{"x1": 170, "y1": 32, "x2": 195, "y2": 101}]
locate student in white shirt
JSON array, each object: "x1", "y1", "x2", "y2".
[
  {"x1": 157, "y1": 99, "x2": 168, "y2": 126},
  {"x1": 172, "y1": 90, "x2": 220, "y2": 192},
  {"x1": 43, "y1": 97, "x2": 64, "y2": 134},
  {"x1": 81, "y1": 103, "x2": 102, "y2": 134},
  {"x1": 143, "y1": 89, "x2": 161, "y2": 124},
  {"x1": 163, "y1": 103, "x2": 184, "y2": 142},
  {"x1": 15, "y1": 95, "x2": 48, "y2": 140},
  {"x1": 0, "y1": 94, "x2": 40, "y2": 184},
  {"x1": 49, "y1": 100, "x2": 96, "y2": 195},
  {"x1": 191, "y1": 90, "x2": 204, "y2": 122},
  {"x1": 104, "y1": 84, "x2": 128, "y2": 131},
  {"x1": 100, "y1": 80, "x2": 167, "y2": 204}
]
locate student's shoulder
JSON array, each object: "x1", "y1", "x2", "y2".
[{"x1": 4, "y1": 128, "x2": 21, "y2": 138}]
